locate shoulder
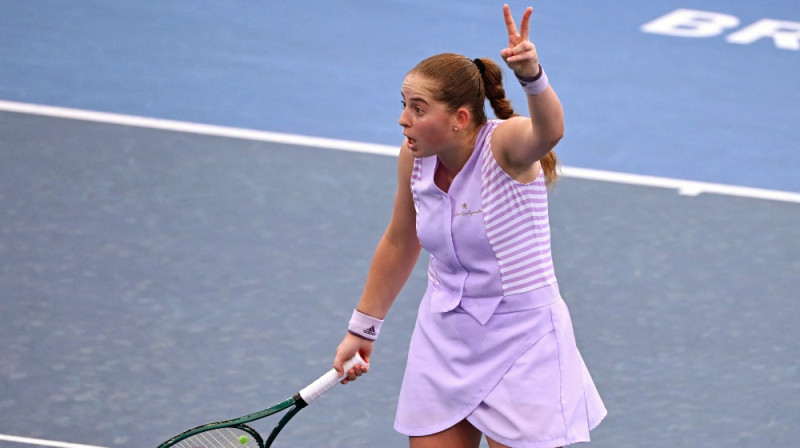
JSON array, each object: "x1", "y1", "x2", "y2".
[
  {"x1": 488, "y1": 117, "x2": 542, "y2": 183},
  {"x1": 398, "y1": 142, "x2": 414, "y2": 173},
  {"x1": 490, "y1": 116, "x2": 532, "y2": 151},
  {"x1": 386, "y1": 145, "x2": 421, "y2": 243},
  {"x1": 480, "y1": 119, "x2": 504, "y2": 143}
]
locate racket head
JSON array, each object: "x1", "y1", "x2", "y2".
[
  {"x1": 157, "y1": 353, "x2": 365, "y2": 448},
  {"x1": 164, "y1": 424, "x2": 264, "y2": 448},
  {"x1": 157, "y1": 397, "x2": 295, "y2": 448}
]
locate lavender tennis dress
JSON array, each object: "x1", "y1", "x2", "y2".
[{"x1": 394, "y1": 120, "x2": 606, "y2": 447}]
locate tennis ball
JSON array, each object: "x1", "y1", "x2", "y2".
[{"x1": 238, "y1": 435, "x2": 248, "y2": 444}]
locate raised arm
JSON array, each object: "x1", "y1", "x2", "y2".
[{"x1": 494, "y1": 4, "x2": 564, "y2": 173}]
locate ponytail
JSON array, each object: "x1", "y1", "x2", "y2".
[{"x1": 474, "y1": 57, "x2": 559, "y2": 187}]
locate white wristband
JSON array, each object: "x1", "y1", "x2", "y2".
[
  {"x1": 348, "y1": 309, "x2": 383, "y2": 341},
  {"x1": 515, "y1": 65, "x2": 549, "y2": 96}
]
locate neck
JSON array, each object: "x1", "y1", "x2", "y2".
[{"x1": 438, "y1": 126, "x2": 480, "y2": 176}]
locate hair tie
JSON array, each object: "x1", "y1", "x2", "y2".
[{"x1": 472, "y1": 58, "x2": 486, "y2": 76}]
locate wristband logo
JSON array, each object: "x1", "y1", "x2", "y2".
[{"x1": 362, "y1": 326, "x2": 377, "y2": 337}]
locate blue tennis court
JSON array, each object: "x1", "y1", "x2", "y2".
[{"x1": 1, "y1": 1, "x2": 798, "y2": 447}]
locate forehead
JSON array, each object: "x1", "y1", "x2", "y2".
[{"x1": 401, "y1": 73, "x2": 438, "y2": 101}]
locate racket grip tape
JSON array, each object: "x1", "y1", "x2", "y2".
[{"x1": 298, "y1": 353, "x2": 366, "y2": 405}]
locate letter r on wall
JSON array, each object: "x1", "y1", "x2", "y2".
[{"x1": 727, "y1": 19, "x2": 800, "y2": 50}]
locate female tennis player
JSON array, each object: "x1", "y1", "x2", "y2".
[{"x1": 334, "y1": 5, "x2": 606, "y2": 447}]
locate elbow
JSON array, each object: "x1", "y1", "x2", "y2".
[
  {"x1": 542, "y1": 124, "x2": 564, "y2": 152},
  {"x1": 535, "y1": 115, "x2": 565, "y2": 152},
  {"x1": 551, "y1": 128, "x2": 565, "y2": 149},
  {"x1": 522, "y1": 126, "x2": 564, "y2": 166},
  {"x1": 552, "y1": 120, "x2": 565, "y2": 146}
]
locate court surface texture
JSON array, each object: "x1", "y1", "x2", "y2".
[{"x1": 1, "y1": 1, "x2": 798, "y2": 447}]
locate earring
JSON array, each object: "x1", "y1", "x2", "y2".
[{"x1": 453, "y1": 126, "x2": 459, "y2": 132}]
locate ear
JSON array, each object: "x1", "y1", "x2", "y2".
[{"x1": 452, "y1": 107, "x2": 471, "y2": 131}]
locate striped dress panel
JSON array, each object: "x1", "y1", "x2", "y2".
[{"x1": 480, "y1": 140, "x2": 556, "y2": 295}]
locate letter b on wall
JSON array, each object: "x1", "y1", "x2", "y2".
[{"x1": 642, "y1": 9, "x2": 739, "y2": 38}]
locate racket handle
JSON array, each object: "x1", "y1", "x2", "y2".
[{"x1": 298, "y1": 353, "x2": 366, "y2": 405}]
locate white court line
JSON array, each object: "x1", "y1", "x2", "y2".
[
  {"x1": 560, "y1": 166, "x2": 800, "y2": 204},
  {"x1": 0, "y1": 100, "x2": 398, "y2": 157},
  {"x1": 2, "y1": 99, "x2": 799, "y2": 204},
  {"x1": 0, "y1": 434, "x2": 107, "y2": 448}
]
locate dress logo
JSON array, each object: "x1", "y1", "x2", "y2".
[{"x1": 454, "y1": 201, "x2": 482, "y2": 217}]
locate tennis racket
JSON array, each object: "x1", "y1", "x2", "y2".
[{"x1": 156, "y1": 353, "x2": 366, "y2": 448}]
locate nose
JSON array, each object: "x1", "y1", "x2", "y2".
[{"x1": 398, "y1": 109, "x2": 410, "y2": 128}]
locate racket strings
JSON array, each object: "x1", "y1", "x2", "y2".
[{"x1": 173, "y1": 427, "x2": 255, "y2": 447}]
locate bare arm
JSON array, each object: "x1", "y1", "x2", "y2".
[
  {"x1": 494, "y1": 5, "x2": 565, "y2": 176},
  {"x1": 354, "y1": 146, "x2": 421, "y2": 318},
  {"x1": 334, "y1": 144, "x2": 421, "y2": 378}
]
